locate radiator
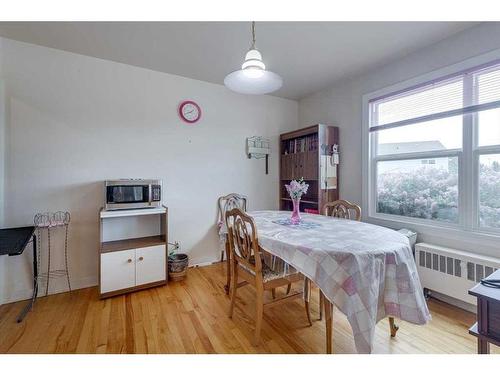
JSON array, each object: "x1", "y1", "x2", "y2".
[{"x1": 415, "y1": 242, "x2": 500, "y2": 305}]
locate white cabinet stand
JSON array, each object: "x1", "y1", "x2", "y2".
[{"x1": 99, "y1": 206, "x2": 168, "y2": 298}]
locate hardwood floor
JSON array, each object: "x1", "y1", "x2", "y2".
[{"x1": 0, "y1": 263, "x2": 496, "y2": 354}]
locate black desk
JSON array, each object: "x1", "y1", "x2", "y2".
[
  {"x1": 469, "y1": 269, "x2": 500, "y2": 354},
  {"x1": 0, "y1": 226, "x2": 37, "y2": 322}
]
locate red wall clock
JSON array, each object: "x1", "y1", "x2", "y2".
[{"x1": 178, "y1": 100, "x2": 202, "y2": 124}]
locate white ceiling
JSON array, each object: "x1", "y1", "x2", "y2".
[{"x1": 0, "y1": 22, "x2": 480, "y2": 100}]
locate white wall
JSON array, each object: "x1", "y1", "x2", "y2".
[
  {"x1": 298, "y1": 22, "x2": 500, "y2": 257},
  {"x1": 0, "y1": 38, "x2": 297, "y2": 304}
]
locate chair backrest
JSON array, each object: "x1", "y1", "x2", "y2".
[
  {"x1": 217, "y1": 193, "x2": 248, "y2": 224},
  {"x1": 323, "y1": 200, "x2": 361, "y2": 221},
  {"x1": 225, "y1": 208, "x2": 263, "y2": 274}
]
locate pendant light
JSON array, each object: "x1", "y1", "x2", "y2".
[{"x1": 224, "y1": 22, "x2": 283, "y2": 95}]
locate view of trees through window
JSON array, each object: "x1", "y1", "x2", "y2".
[
  {"x1": 370, "y1": 63, "x2": 500, "y2": 230},
  {"x1": 374, "y1": 115, "x2": 461, "y2": 224},
  {"x1": 479, "y1": 154, "x2": 500, "y2": 228},
  {"x1": 377, "y1": 157, "x2": 459, "y2": 223}
]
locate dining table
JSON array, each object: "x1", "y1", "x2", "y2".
[{"x1": 219, "y1": 210, "x2": 431, "y2": 354}]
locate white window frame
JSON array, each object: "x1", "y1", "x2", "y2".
[{"x1": 362, "y1": 48, "x2": 500, "y2": 246}]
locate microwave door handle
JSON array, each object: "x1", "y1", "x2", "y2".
[{"x1": 148, "y1": 184, "x2": 152, "y2": 205}]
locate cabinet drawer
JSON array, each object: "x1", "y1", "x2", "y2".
[
  {"x1": 136, "y1": 245, "x2": 166, "y2": 285},
  {"x1": 101, "y1": 249, "x2": 136, "y2": 293}
]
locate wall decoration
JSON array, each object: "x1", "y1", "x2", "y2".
[
  {"x1": 246, "y1": 136, "x2": 271, "y2": 174},
  {"x1": 179, "y1": 100, "x2": 201, "y2": 123}
]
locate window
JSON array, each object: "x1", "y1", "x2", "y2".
[
  {"x1": 368, "y1": 60, "x2": 500, "y2": 232},
  {"x1": 479, "y1": 154, "x2": 500, "y2": 228}
]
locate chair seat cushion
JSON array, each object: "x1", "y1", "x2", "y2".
[{"x1": 239, "y1": 255, "x2": 299, "y2": 282}]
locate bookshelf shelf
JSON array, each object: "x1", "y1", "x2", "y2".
[{"x1": 280, "y1": 198, "x2": 319, "y2": 205}]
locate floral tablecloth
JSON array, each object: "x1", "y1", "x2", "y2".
[{"x1": 219, "y1": 210, "x2": 431, "y2": 353}]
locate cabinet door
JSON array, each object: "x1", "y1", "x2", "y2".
[
  {"x1": 101, "y1": 249, "x2": 136, "y2": 293},
  {"x1": 281, "y1": 155, "x2": 289, "y2": 180},
  {"x1": 303, "y1": 152, "x2": 318, "y2": 180},
  {"x1": 281, "y1": 154, "x2": 293, "y2": 180},
  {"x1": 295, "y1": 153, "x2": 305, "y2": 179},
  {"x1": 135, "y1": 245, "x2": 166, "y2": 286}
]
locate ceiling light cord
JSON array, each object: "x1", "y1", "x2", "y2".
[{"x1": 251, "y1": 21, "x2": 256, "y2": 50}]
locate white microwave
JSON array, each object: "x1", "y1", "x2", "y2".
[{"x1": 105, "y1": 179, "x2": 162, "y2": 210}]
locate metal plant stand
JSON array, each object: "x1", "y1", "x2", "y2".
[{"x1": 34, "y1": 211, "x2": 71, "y2": 296}]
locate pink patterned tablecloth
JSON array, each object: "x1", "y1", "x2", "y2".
[{"x1": 239, "y1": 210, "x2": 431, "y2": 353}]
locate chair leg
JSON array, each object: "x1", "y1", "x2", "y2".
[
  {"x1": 305, "y1": 300, "x2": 312, "y2": 326},
  {"x1": 286, "y1": 283, "x2": 292, "y2": 295},
  {"x1": 228, "y1": 263, "x2": 238, "y2": 318},
  {"x1": 389, "y1": 317, "x2": 399, "y2": 337},
  {"x1": 254, "y1": 281, "x2": 264, "y2": 346},
  {"x1": 319, "y1": 290, "x2": 324, "y2": 320},
  {"x1": 224, "y1": 241, "x2": 231, "y2": 295},
  {"x1": 304, "y1": 278, "x2": 312, "y2": 326},
  {"x1": 271, "y1": 288, "x2": 276, "y2": 299},
  {"x1": 323, "y1": 292, "x2": 333, "y2": 354}
]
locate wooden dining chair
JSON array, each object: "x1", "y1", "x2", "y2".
[
  {"x1": 323, "y1": 199, "x2": 361, "y2": 221},
  {"x1": 217, "y1": 193, "x2": 248, "y2": 294},
  {"x1": 218, "y1": 193, "x2": 248, "y2": 261},
  {"x1": 320, "y1": 199, "x2": 399, "y2": 338},
  {"x1": 225, "y1": 208, "x2": 312, "y2": 345}
]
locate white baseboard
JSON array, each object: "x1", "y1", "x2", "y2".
[
  {"x1": 428, "y1": 290, "x2": 476, "y2": 314},
  {"x1": 2, "y1": 262, "x2": 478, "y2": 319},
  {"x1": 1, "y1": 275, "x2": 97, "y2": 305},
  {"x1": 1, "y1": 256, "x2": 221, "y2": 305},
  {"x1": 189, "y1": 260, "x2": 218, "y2": 268}
]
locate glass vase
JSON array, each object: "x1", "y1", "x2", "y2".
[{"x1": 290, "y1": 198, "x2": 301, "y2": 224}]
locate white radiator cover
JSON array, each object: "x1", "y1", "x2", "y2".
[{"x1": 415, "y1": 242, "x2": 500, "y2": 305}]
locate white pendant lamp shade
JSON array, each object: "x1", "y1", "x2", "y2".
[
  {"x1": 241, "y1": 49, "x2": 265, "y2": 70},
  {"x1": 224, "y1": 23, "x2": 283, "y2": 95}
]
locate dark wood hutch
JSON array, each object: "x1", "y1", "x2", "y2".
[{"x1": 279, "y1": 124, "x2": 339, "y2": 213}]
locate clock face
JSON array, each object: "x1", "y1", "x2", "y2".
[{"x1": 179, "y1": 101, "x2": 201, "y2": 123}]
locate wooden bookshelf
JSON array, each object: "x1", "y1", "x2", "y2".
[{"x1": 279, "y1": 124, "x2": 339, "y2": 213}]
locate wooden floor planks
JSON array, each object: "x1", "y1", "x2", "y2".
[{"x1": 0, "y1": 262, "x2": 497, "y2": 354}]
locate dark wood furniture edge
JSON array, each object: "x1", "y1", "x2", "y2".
[
  {"x1": 280, "y1": 124, "x2": 318, "y2": 140},
  {"x1": 468, "y1": 269, "x2": 500, "y2": 354},
  {"x1": 1, "y1": 227, "x2": 38, "y2": 322},
  {"x1": 469, "y1": 323, "x2": 500, "y2": 347},
  {"x1": 279, "y1": 124, "x2": 335, "y2": 141},
  {"x1": 101, "y1": 235, "x2": 167, "y2": 253},
  {"x1": 162, "y1": 206, "x2": 169, "y2": 285},
  {"x1": 469, "y1": 286, "x2": 500, "y2": 302},
  {"x1": 0, "y1": 226, "x2": 36, "y2": 256}
]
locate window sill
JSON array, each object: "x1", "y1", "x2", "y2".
[{"x1": 365, "y1": 213, "x2": 500, "y2": 257}]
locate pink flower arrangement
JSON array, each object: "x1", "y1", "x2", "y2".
[{"x1": 285, "y1": 178, "x2": 309, "y2": 200}]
